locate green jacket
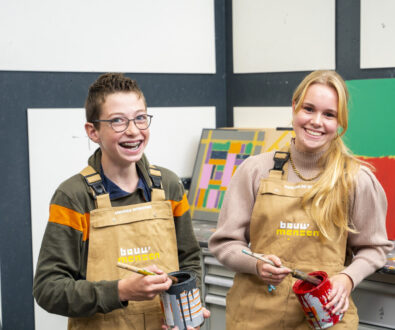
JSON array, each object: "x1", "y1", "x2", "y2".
[{"x1": 33, "y1": 149, "x2": 202, "y2": 317}]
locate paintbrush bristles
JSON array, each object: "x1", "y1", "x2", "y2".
[{"x1": 292, "y1": 269, "x2": 321, "y2": 286}]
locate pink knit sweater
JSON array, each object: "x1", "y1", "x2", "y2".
[{"x1": 208, "y1": 141, "x2": 393, "y2": 287}]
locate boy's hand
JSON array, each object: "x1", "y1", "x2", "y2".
[{"x1": 118, "y1": 264, "x2": 172, "y2": 302}]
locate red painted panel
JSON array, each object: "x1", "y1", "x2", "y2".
[{"x1": 359, "y1": 157, "x2": 395, "y2": 240}]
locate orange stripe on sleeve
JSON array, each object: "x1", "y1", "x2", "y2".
[
  {"x1": 49, "y1": 204, "x2": 90, "y2": 241},
  {"x1": 170, "y1": 193, "x2": 190, "y2": 218}
]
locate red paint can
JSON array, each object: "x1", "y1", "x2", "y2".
[{"x1": 292, "y1": 271, "x2": 343, "y2": 329}]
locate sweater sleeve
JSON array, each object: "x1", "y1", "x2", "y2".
[
  {"x1": 33, "y1": 189, "x2": 125, "y2": 317},
  {"x1": 341, "y1": 166, "x2": 394, "y2": 288},
  {"x1": 208, "y1": 153, "x2": 274, "y2": 275}
]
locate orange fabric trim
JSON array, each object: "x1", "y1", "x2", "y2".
[
  {"x1": 49, "y1": 204, "x2": 90, "y2": 241},
  {"x1": 170, "y1": 193, "x2": 190, "y2": 217}
]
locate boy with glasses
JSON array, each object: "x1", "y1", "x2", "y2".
[{"x1": 33, "y1": 73, "x2": 208, "y2": 329}]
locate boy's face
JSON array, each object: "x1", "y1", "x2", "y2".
[{"x1": 85, "y1": 92, "x2": 149, "y2": 168}]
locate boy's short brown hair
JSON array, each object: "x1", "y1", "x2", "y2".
[{"x1": 85, "y1": 73, "x2": 146, "y2": 127}]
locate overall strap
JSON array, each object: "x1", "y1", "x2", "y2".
[
  {"x1": 80, "y1": 166, "x2": 112, "y2": 209},
  {"x1": 269, "y1": 151, "x2": 290, "y2": 180},
  {"x1": 149, "y1": 166, "x2": 166, "y2": 201}
]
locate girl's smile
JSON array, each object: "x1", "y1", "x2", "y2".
[{"x1": 292, "y1": 83, "x2": 339, "y2": 153}]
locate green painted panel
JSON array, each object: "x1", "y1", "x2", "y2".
[
  {"x1": 245, "y1": 142, "x2": 252, "y2": 154},
  {"x1": 212, "y1": 141, "x2": 230, "y2": 151},
  {"x1": 345, "y1": 78, "x2": 395, "y2": 157},
  {"x1": 218, "y1": 191, "x2": 225, "y2": 209},
  {"x1": 202, "y1": 189, "x2": 209, "y2": 208}
]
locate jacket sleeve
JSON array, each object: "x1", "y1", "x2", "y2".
[{"x1": 33, "y1": 189, "x2": 125, "y2": 317}]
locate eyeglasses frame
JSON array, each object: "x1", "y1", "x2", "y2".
[{"x1": 92, "y1": 114, "x2": 153, "y2": 132}]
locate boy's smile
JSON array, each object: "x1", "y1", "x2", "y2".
[{"x1": 86, "y1": 92, "x2": 149, "y2": 170}]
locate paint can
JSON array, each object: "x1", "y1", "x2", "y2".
[
  {"x1": 292, "y1": 271, "x2": 343, "y2": 329},
  {"x1": 160, "y1": 271, "x2": 204, "y2": 330}
]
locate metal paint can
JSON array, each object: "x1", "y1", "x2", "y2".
[
  {"x1": 292, "y1": 271, "x2": 344, "y2": 329},
  {"x1": 160, "y1": 271, "x2": 204, "y2": 330}
]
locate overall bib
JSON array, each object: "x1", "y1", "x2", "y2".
[
  {"x1": 68, "y1": 166, "x2": 179, "y2": 330},
  {"x1": 226, "y1": 151, "x2": 359, "y2": 329}
]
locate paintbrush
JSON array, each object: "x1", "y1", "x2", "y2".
[
  {"x1": 242, "y1": 249, "x2": 321, "y2": 286},
  {"x1": 117, "y1": 262, "x2": 179, "y2": 284}
]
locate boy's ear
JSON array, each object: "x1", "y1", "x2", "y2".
[{"x1": 85, "y1": 122, "x2": 100, "y2": 144}]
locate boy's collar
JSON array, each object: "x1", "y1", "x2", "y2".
[{"x1": 99, "y1": 166, "x2": 151, "y2": 201}]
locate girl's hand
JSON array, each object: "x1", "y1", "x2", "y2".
[
  {"x1": 256, "y1": 254, "x2": 291, "y2": 286},
  {"x1": 162, "y1": 307, "x2": 211, "y2": 329},
  {"x1": 326, "y1": 273, "x2": 353, "y2": 314}
]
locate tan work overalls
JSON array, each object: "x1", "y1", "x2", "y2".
[
  {"x1": 226, "y1": 151, "x2": 359, "y2": 329},
  {"x1": 68, "y1": 166, "x2": 179, "y2": 330}
]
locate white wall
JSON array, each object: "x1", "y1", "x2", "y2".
[
  {"x1": 360, "y1": 0, "x2": 395, "y2": 69},
  {"x1": 233, "y1": 107, "x2": 292, "y2": 128},
  {"x1": 28, "y1": 109, "x2": 90, "y2": 329},
  {"x1": 0, "y1": 0, "x2": 215, "y2": 73},
  {"x1": 146, "y1": 107, "x2": 216, "y2": 178},
  {"x1": 232, "y1": 0, "x2": 335, "y2": 73}
]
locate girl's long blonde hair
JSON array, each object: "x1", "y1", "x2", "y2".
[{"x1": 292, "y1": 70, "x2": 363, "y2": 241}]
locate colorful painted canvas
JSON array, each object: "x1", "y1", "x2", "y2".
[
  {"x1": 188, "y1": 128, "x2": 294, "y2": 222},
  {"x1": 345, "y1": 78, "x2": 395, "y2": 240}
]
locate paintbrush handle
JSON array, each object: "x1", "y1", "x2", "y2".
[
  {"x1": 117, "y1": 262, "x2": 179, "y2": 283},
  {"x1": 242, "y1": 250, "x2": 321, "y2": 286},
  {"x1": 117, "y1": 262, "x2": 156, "y2": 275},
  {"x1": 242, "y1": 249, "x2": 276, "y2": 266}
]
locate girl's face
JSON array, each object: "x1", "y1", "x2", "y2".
[{"x1": 292, "y1": 83, "x2": 339, "y2": 153}]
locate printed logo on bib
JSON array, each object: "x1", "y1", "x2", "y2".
[
  {"x1": 283, "y1": 184, "x2": 312, "y2": 190},
  {"x1": 114, "y1": 205, "x2": 152, "y2": 215},
  {"x1": 118, "y1": 246, "x2": 160, "y2": 264},
  {"x1": 276, "y1": 221, "x2": 320, "y2": 240}
]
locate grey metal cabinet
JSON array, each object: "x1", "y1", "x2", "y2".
[
  {"x1": 201, "y1": 248, "x2": 234, "y2": 330},
  {"x1": 352, "y1": 273, "x2": 395, "y2": 329}
]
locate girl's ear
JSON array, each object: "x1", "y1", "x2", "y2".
[{"x1": 85, "y1": 122, "x2": 100, "y2": 144}]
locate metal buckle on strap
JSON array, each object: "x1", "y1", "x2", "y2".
[
  {"x1": 150, "y1": 175, "x2": 161, "y2": 189},
  {"x1": 272, "y1": 151, "x2": 290, "y2": 173},
  {"x1": 84, "y1": 173, "x2": 107, "y2": 196}
]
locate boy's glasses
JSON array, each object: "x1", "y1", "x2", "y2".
[{"x1": 93, "y1": 114, "x2": 153, "y2": 132}]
